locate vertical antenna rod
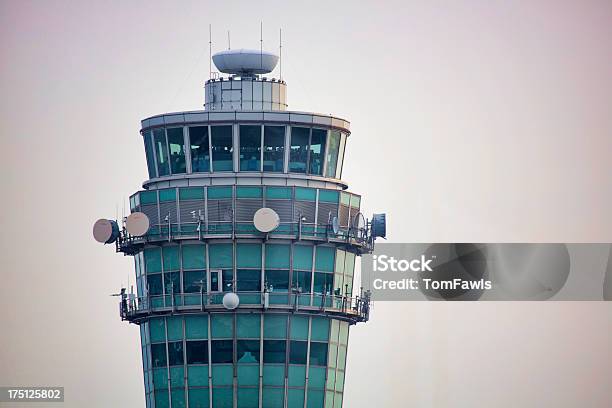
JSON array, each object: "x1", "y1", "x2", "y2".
[
  {"x1": 227, "y1": 30, "x2": 231, "y2": 50},
  {"x1": 260, "y1": 21, "x2": 263, "y2": 69},
  {"x1": 208, "y1": 24, "x2": 212, "y2": 80},
  {"x1": 279, "y1": 28, "x2": 282, "y2": 80}
]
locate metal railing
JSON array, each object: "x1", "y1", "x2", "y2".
[{"x1": 119, "y1": 290, "x2": 371, "y2": 324}]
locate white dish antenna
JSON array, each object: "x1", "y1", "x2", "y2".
[
  {"x1": 93, "y1": 218, "x2": 120, "y2": 244},
  {"x1": 331, "y1": 216, "x2": 340, "y2": 235},
  {"x1": 126, "y1": 212, "x2": 150, "y2": 236},
  {"x1": 222, "y1": 292, "x2": 240, "y2": 310},
  {"x1": 253, "y1": 207, "x2": 280, "y2": 233},
  {"x1": 212, "y1": 49, "x2": 279, "y2": 75}
]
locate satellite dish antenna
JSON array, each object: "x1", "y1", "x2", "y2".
[
  {"x1": 93, "y1": 219, "x2": 120, "y2": 244},
  {"x1": 331, "y1": 216, "x2": 340, "y2": 235},
  {"x1": 126, "y1": 212, "x2": 150, "y2": 236},
  {"x1": 253, "y1": 208, "x2": 280, "y2": 232},
  {"x1": 351, "y1": 212, "x2": 366, "y2": 239},
  {"x1": 371, "y1": 213, "x2": 387, "y2": 239},
  {"x1": 222, "y1": 292, "x2": 240, "y2": 310}
]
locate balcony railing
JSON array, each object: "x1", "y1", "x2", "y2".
[{"x1": 118, "y1": 290, "x2": 372, "y2": 325}]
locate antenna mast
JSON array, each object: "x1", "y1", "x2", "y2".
[
  {"x1": 260, "y1": 21, "x2": 263, "y2": 69},
  {"x1": 227, "y1": 30, "x2": 231, "y2": 50},
  {"x1": 208, "y1": 24, "x2": 212, "y2": 80},
  {"x1": 279, "y1": 28, "x2": 282, "y2": 80}
]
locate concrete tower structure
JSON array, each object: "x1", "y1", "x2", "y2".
[{"x1": 95, "y1": 48, "x2": 385, "y2": 408}]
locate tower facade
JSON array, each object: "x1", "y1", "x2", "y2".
[{"x1": 96, "y1": 49, "x2": 384, "y2": 408}]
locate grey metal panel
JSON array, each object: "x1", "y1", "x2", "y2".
[
  {"x1": 235, "y1": 199, "x2": 263, "y2": 221},
  {"x1": 159, "y1": 202, "x2": 178, "y2": 223},
  {"x1": 267, "y1": 199, "x2": 293, "y2": 222},
  {"x1": 207, "y1": 199, "x2": 233, "y2": 221},
  {"x1": 317, "y1": 202, "x2": 338, "y2": 225},
  {"x1": 141, "y1": 118, "x2": 152, "y2": 128},
  {"x1": 294, "y1": 201, "x2": 316, "y2": 223},
  {"x1": 184, "y1": 112, "x2": 208, "y2": 123},
  {"x1": 141, "y1": 204, "x2": 159, "y2": 226},
  {"x1": 179, "y1": 200, "x2": 205, "y2": 224},
  {"x1": 263, "y1": 112, "x2": 289, "y2": 122},
  {"x1": 164, "y1": 114, "x2": 184, "y2": 124},
  {"x1": 209, "y1": 112, "x2": 235, "y2": 121},
  {"x1": 236, "y1": 112, "x2": 264, "y2": 121},
  {"x1": 331, "y1": 118, "x2": 346, "y2": 129},
  {"x1": 149, "y1": 116, "x2": 164, "y2": 126},
  {"x1": 289, "y1": 113, "x2": 313, "y2": 124},
  {"x1": 312, "y1": 115, "x2": 332, "y2": 126}
]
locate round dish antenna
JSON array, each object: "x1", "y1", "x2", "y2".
[
  {"x1": 253, "y1": 208, "x2": 280, "y2": 233},
  {"x1": 93, "y1": 219, "x2": 120, "y2": 244},
  {"x1": 222, "y1": 292, "x2": 240, "y2": 310},
  {"x1": 351, "y1": 212, "x2": 366, "y2": 240},
  {"x1": 331, "y1": 216, "x2": 340, "y2": 235},
  {"x1": 126, "y1": 212, "x2": 150, "y2": 236},
  {"x1": 212, "y1": 49, "x2": 279, "y2": 75}
]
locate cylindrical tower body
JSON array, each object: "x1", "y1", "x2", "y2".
[{"x1": 111, "y1": 50, "x2": 379, "y2": 408}]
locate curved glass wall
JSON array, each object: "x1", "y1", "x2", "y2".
[
  {"x1": 140, "y1": 313, "x2": 348, "y2": 408},
  {"x1": 142, "y1": 124, "x2": 347, "y2": 180}
]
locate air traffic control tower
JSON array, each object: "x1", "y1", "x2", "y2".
[{"x1": 94, "y1": 48, "x2": 386, "y2": 408}]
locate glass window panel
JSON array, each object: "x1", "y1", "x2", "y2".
[
  {"x1": 186, "y1": 340, "x2": 209, "y2": 364},
  {"x1": 290, "y1": 316, "x2": 309, "y2": 340},
  {"x1": 263, "y1": 365, "x2": 285, "y2": 386},
  {"x1": 311, "y1": 318, "x2": 330, "y2": 342},
  {"x1": 148, "y1": 274, "x2": 163, "y2": 296},
  {"x1": 181, "y1": 245, "x2": 206, "y2": 269},
  {"x1": 179, "y1": 187, "x2": 205, "y2": 200},
  {"x1": 151, "y1": 343, "x2": 167, "y2": 368},
  {"x1": 188, "y1": 387, "x2": 210, "y2": 408},
  {"x1": 163, "y1": 246, "x2": 180, "y2": 271},
  {"x1": 154, "y1": 128, "x2": 170, "y2": 177},
  {"x1": 313, "y1": 272, "x2": 333, "y2": 295},
  {"x1": 237, "y1": 269, "x2": 261, "y2": 292},
  {"x1": 212, "y1": 387, "x2": 233, "y2": 408},
  {"x1": 149, "y1": 317, "x2": 166, "y2": 342},
  {"x1": 333, "y1": 392, "x2": 343, "y2": 408},
  {"x1": 293, "y1": 245, "x2": 313, "y2": 270},
  {"x1": 212, "y1": 364, "x2": 233, "y2": 386},
  {"x1": 167, "y1": 317, "x2": 183, "y2": 341},
  {"x1": 222, "y1": 269, "x2": 233, "y2": 292},
  {"x1": 265, "y1": 186, "x2": 292, "y2": 199},
  {"x1": 211, "y1": 314, "x2": 234, "y2": 338},
  {"x1": 265, "y1": 244, "x2": 290, "y2": 268},
  {"x1": 164, "y1": 271, "x2": 180, "y2": 296},
  {"x1": 330, "y1": 320, "x2": 340, "y2": 342},
  {"x1": 211, "y1": 125, "x2": 233, "y2": 172},
  {"x1": 189, "y1": 126, "x2": 210, "y2": 172},
  {"x1": 145, "y1": 247, "x2": 162, "y2": 273},
  {"x1": 185, "y1": 316, "x2": 208, "y2": 339},
  {"x1": 155, "y1": 389, "x2": 170, "y2": 408},
  {"x1": 318, "y1": 189, "x2": 339, "y2": 203},
  {"x1": 308, "y1": 367, "x2": 326, "y2": 389},
  {"x1": 143, "y1": 131, "x2": 157, "y2": 178},
  {"x1": 187, "y1": 365, "x2": 209, "y2": 386},
  {"x1": 263, "y1": 340, "x2": 286, "y2": 363},
  {"x1": 237, "y1": 340, "x2": 260, "y2": 363},
  {"x1": 292, "y1": 271, "x2": 312, "y2": 294},
  {"x1": 307, "y1": 390, "x2": 325, "y2": 408},
  {"x1": 310, "y1": 342, "x2": 329, "y2": 366},
  {"x1": 309, "y1": 129, "x2": 326, "y2": 175},
  {"x1": 289, "y1": 127, "x2": 309, "y2": 173},
  {"x1": 184, "y1": 270, "x2": 206, "y2": 293},
  {"x1": 289, "y1": 340, "x2": 308, "y2": 364},
  {"x1": 315, "y1": 247, "x2": 335, "y2": 272},
  {"x1": 295, "y1": 187, "x2": 316, "y2": 201},
  {"x1": 239, "y1": 125, "x2": 261, "y2": 171},
  {"x1": 262, "y1": 387, "x2": 284, "y2": 408},
  {"x1": 264, "y1": 315, "x2": 287, "y2": 339},
  {"x1": 171, "y1": 388, "x2": 186, "y2": 408},
  {"x1": 335, "y1": 370, "x2": 345, "y2": 392},
  {"x1": 263, "y1": 126, "x2": 285, "y2": 172},
  {"x1": 337, "y1": 345, "x2": 347, "y2": 369},
  {"x1": 170, "y1": 366, "x2": 184, "y2": 387},
  {"x1": 326, "y1": 369, "x2": 336, "y2": 390},
  {"x1": 207, "y1": 185, "x2": 232, "y2": 199},
  {"x1": 340, "y1": 192, "x2": 350, "y2": 206},
  {"x1": 153, "y1": 367, "x2": 168, "y2": 389},
  {"x1": 159, "y1": 188, "x2": 176, "y2": 203},
  {"x1": 236, "y1": 243, "x2": 262, "y2": 268},
  {"x1": 209, "y1": 244, "x2": 233, "y2": 268},
  {"x1": 237, "y1": 387, "x2": 259, "y2": 405},
  {"x1": 339, "y1": 322, "x2": 349, "y2": 345},
  {"x1": 287, "y1": 387, "x2": 305, "y2": 408},
  {"x1": 236, "y1": 186, "x2": 263, "y2": 198},
  {"x1": 167, "y1": 127, "x2": 186, "y2": 174},
  {"x1": 168, "y1": 341, "x2": 184, "y2": 366},
  {"x1": 237, "y1": 314, "x2": 261, "y2": 338},
  {"x1": 211, "y1": 340, "x2": 233, "y2": 363},
  {"x1": 265, "y1": 270, "x2": 289, "y2": 292},
  {"x1": 325, "y1": 130, "x2": 341, "y2": 178},
  {"x1": 140, "y1": 190, "x2": 157, "y2": 205}
]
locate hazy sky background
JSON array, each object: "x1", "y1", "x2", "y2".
[{"x1": 1, "y1": 0, "x2": 611, "y2": 407}]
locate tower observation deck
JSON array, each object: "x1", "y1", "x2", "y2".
[{"x1": 94, "y1": 48, "x2": 386, "y2": 408}]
